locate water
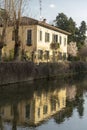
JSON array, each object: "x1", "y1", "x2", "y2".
[{"x1": 0, "y1": 75, "x2": 87, "y2": 130}]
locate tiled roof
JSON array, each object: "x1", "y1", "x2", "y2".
[
  {"x1": 0, "y1": 16, "x2": 71, "y2": 35},
  {"x1": 38, "y1": 21, "x2": 71, "y2": 35},
  {"x1": 21, "y1": 17, "x2": 71, "y2": 35},
  {"x1": 20, "y1": 17, "x2": 38, "y2": 25}
]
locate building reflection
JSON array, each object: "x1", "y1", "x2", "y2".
[
  {"x1": 0, "y1": 85, "x2": 67, "y2": 127},
  {"x1": 0, "y1": 75, "x2": 87, "y2": 129}
]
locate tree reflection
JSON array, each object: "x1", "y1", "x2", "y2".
[
  {"x1": 54, "y1": 81, "x2": 85, "y2": 124},
  {"x1": 77, "y1": 98, "x2": 84, "y2": 118},
  {"x1": 0, "y1": 75, "x2": 86, "y2": 128},
  {"x1": 0, "y1": 115, "x2": 3, "y2": 130},
  {"x1": 12, "y1": 103, "x2": 19, "y2": 130},
  {"x1": 75, "y1": 86, "x2": 84, "y2": 118},
  {"x1": 54, "y1": 111, "x2": 65, "y2": 124}
]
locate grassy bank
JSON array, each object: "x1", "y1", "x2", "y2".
[{"x1": 0, "y1": 61, "x2": 87, "y2": 85}]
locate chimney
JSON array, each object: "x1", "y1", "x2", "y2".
[{"x1": 43, "y1": 18, "x2": 46, "y2": 23}]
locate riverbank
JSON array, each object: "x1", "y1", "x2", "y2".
[{"x1": 0, "y1": 61, "x2": 87, "y2": 85}]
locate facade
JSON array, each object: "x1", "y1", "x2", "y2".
[{"x1": 1, "y1": 17, "x2": 70, "y2": 62}]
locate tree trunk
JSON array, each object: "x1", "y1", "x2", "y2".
[
  {"x1": 14, "y1": 44, "x2": 21, "y2": 61},
  {"x1": 14, "y1": 20, "x2": 21, "y2": 61},
  {"x1": 12, "y1": 104, "x2": 18, "y2": 130},
  {"x1": 0, "y1": 48, "x2": 2, "y2": 61}
]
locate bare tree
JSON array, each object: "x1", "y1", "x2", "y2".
[
  {"x1": 11, "y1": 0, "x2": 30, "y2": 60},
  {"x1": 11, "y1": 0, "x2": 22, "y2": 60},
  {"x1": 0, "y1": 0, "x2": 10, "y2": 61},
  {"x1": 0, "y1": 0, "x2": 30, "y2": 61}
]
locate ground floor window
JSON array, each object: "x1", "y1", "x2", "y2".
[
  {"x1": 63, "y1": 53, "x2": 67, "y2": 60},
  {"x1": 38, "y1": 108, "x2": 40, "y2": 118},
  {"x1": 25, "y1": 104, "x2": 30, "y2": 119},
  {"x1": 43, "y1": 105, "x2": 48, "y2": 115},
  {"x1": 58, "y1": 52, "x2": 62, "y2": 60},
  {"x1": 50, "y1": 99, "x2": 56, "y2": 111},
  {"x1": 38, "y1": 50, "x2": 43, "y2": 60},
  {"x1": 44, "y1": 50, "x2": 49, "y2": 60}
]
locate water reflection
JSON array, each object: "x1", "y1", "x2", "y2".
[
  {"x1": 0, "y1": 81, "x2": 66, "y2": 127},
  {"x1": 0, "y1": 75, "x2": 87, "y2": 129}
]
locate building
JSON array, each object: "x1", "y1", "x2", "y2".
[{"x1": 1, "y1": 17, "x2": 70, "y2": 62}]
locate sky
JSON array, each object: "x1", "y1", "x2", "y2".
[{"x1": 26, "y1": 0, "x2": 87, "y2": 27}]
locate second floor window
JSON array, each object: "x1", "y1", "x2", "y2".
[
  {"x1": 27, "y1": 30, "x2": 32, "y2": 46},
  {"x1": 59, "y1": 36, "x2": 62, "y2": 44},
  {"x1": 64, "y1": 38, "x2": 66, "y2": 46},
  {"x1": 45, "y1": 32, "x2": 50, "y2": 42},
  {"x1": 39, "y1": 31, "x2": 42, "y2": 41},
  {"x1": 52, "y1": 34, "x2": 58, "y2": 43}
]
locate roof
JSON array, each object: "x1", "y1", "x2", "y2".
[
  {"x1": 21, "y1": 17, "x2": 71, "y2": 35},
  {"x1": 38, "y1": 21, "x2": 71, "y2": 35},
  {"x1": 0, "y1": 16, "x2": 71, "y2": 35},
  {"x1": 20, "y1": 17, "x2": 38, "y2": 25}
]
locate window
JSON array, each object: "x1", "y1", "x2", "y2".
[
  {"x1": 40, "y1": 31, "x2": 42, "y2": 41},
  {"x1": 25, "y1": 104, "x2": 30, "y2": 119},
  {"x1": 27, "y1": 30, "x2": 32, "y2": 46},
  {"x1": 44, "y1": 51, "x2": 49, "y2": 60},
  {"x1": 58, "y1": 52, "x2": 62, "y2": 60},
  {"x1": 64, "y1": 38, "x2": 66, "y2": 46},
  {"x1": 58, "y1": 98, "x2": 60, "y2": 108},
  {"x1": 38, "y1": 50, "x2": 43, "y2": 59},
  {"x1": 52, "y1": 34, "x2": 58, "y2": 43},
  {"x1": 52, "y1": 34, "x2": 55, "y2": 42},
  {"x1": 63, "y1": 53, "x2": 67, "y2": 60},
  {"x1": 50, "y1": 99, "x2": 56, "y2": 111},
  {"x1": 55, "y1": 35, "x2": 58, "y2": 42},
  {"x1": 43, "y1": 105, "x2": 48, "y2": 115},
  {"x1": 45, "y1": 32, "x2": 50, "y2": 42},
  {"x1": 38, "y1": 108, "x2": 40, "y2": 118},
  {"x1": 59, "y1": 36, "x2": 62, "y2": 44}
]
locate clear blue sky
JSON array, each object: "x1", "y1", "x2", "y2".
[{"x1": 26, "y1": 0, "x2": 87, "y2": 26}]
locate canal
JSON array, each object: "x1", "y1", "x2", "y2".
[{"x1": 0, "y1": 74, "x2": 87, "y2": 130}]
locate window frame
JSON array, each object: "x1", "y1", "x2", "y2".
[
  {"x1": 39, "y1": 30, "x2": 42, "y2": 41},
  {"x1": 45, "y1": 32, "x2": 50, "y2": 42},
  {"x1": 27, "y1": 29, "x2": 32, "y2": 46},
  {"x1": 59, "y1": 36, "x2": 62, "y2": 44}
]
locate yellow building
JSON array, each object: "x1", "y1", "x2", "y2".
[{"x1": 1, "y1": 17, "x2": 70, "y2": 62}]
